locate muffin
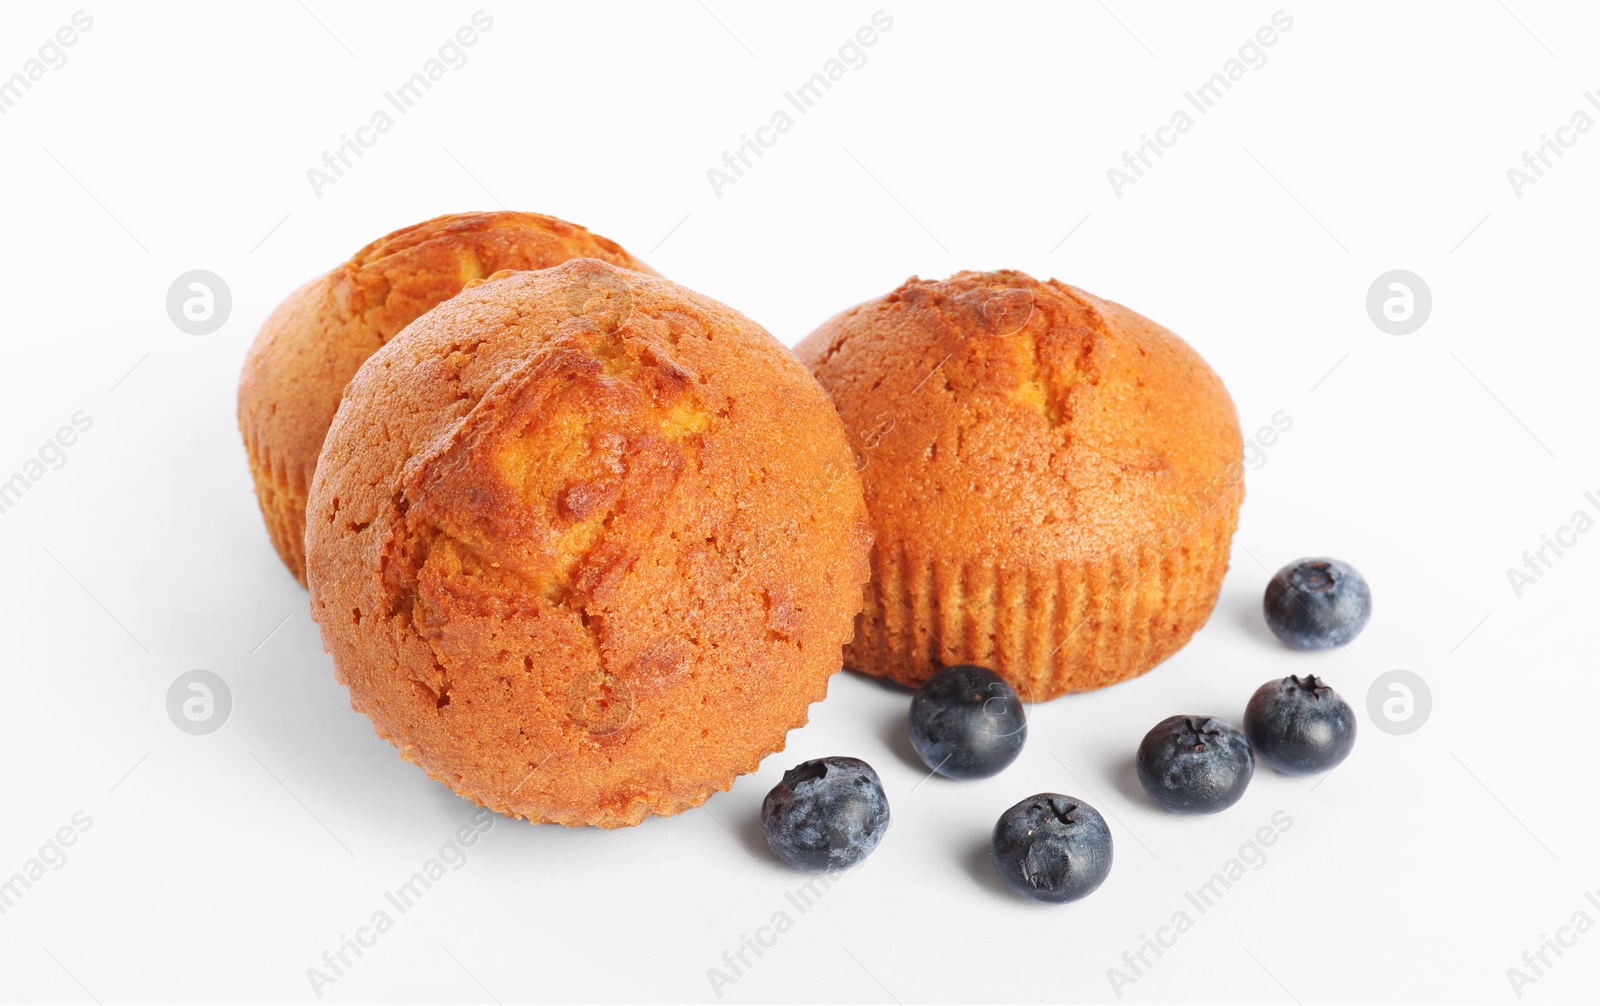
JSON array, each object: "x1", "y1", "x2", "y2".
[
  {"x1": 306, "y1": 260, "x2": 871, "y2": 827},
  {"x1": 239, "y1": 211, "x2": 655, "y2": 585},
  {"x1": 796, "y1": 270, "x2": 1242, "y2": 700}
]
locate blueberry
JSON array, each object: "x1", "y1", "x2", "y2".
[
  {"x1": 1136, "y1": 716, "x2": 1254, "y2": 814},
  {"x1": 1244, "y1": 674, "x2": 1357, "y2": 775},
  {"x1": 1263, "y1": 557, "x2": 1371, "y2": 650},
  {"x1": 761, "y1": 757, "x2": 890, "y2": 872},
  {"x1": 990, "y1": 793, "x2": 1113, "y2": 904},
  {"x1": 909, "y1": 664, "x2": 1027, "y2": 779}
]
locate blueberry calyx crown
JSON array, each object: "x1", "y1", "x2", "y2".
[
  {"x1": 1033, "y1": 796, "x2": 1079, "y2": 826},
  {"x1": 1288, "y1": 674, "x2": 1330, "y2": 697},
  {"x1": 1290, "y1": 561, "x2": 1338, "y2": 593},
  {"x1": 784, "y1": 760, "x2": 829, "y2": 788},
  {"x1": 1180, "y1": 717, "x2": 1222, "y2": 751}
]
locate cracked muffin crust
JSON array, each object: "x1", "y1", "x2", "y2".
[
  {"x1": 239, "y1": 211, "x2": 655, "y2": 585},
  {"x1": 306, "y1": 260, "x2": 871, "y2": 828},
  {"x1": 795, "y1": 270, "x2": 1242, "y2": 699}
]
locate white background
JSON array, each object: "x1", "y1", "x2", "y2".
[{"x1": 1, "y1": 1, "x2": 1597, "y2": 1002}]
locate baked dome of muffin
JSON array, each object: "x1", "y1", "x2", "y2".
[
  {"x1": 795, "y1": 270, "x2": 1242, "y2": 700},
  {"x1": 306, "y1": 260, "x2": 871, "y2": 828},
  {"x1": 239, "y1": 211, "x2": 654, "y2": 585}
]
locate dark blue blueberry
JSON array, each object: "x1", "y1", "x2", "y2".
[
  {"x1": 761, "y1": 757, "x2": 889, "y2": 872},
  {"x1": 1136, "y1": 716, "x2": 1253, "y2": 814},
  {"x1": 909, "y1": 664, "x2": 1027, "y2": 779},
  {"x1": 1245, "y1": 674, "x2": 1357, "y2": 775},
  {"x1": 990, "y1": 793, "x2": 1113, "y2": 904},
  {"x1": 1263, "y1": 557, "x2": 1371, "y2": 650}
]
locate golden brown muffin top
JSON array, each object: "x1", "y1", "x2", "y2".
[
  {"x1": 329, "y1": 211, "x2": 655, "y2": 342},
  {"x1": 796, "y1": 270, "x2": 1242, "y2": 563},
  {"x1": 240, "y1": 211, "x2": 655, "y2": 492},
  {"x1": 306, "y1": 260, "x2": 870, "y2": 826}
]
